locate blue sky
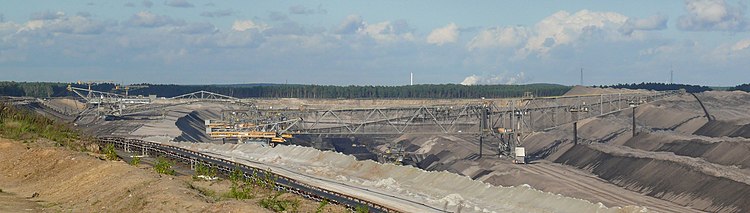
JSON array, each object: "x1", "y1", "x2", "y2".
[{"x1": 1, "y1": 0, "x2": 749, "y2": 86}]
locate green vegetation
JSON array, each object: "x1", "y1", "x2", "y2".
[
  {"x1": 103, "y1": 143, "x2": 118, "y2": 160},
  {"x1": 728, "y1": 83, "x2": 750, "y2": 92},
  {"x1": 131, "y1": 156, "x2": 141, "y2": 166},
  {"x1": 355, "y1": 204, "x2": 370, "y2": 213},
  {"x1": 193, "y1": 162, "x2": 218, "y2": 180},
  {"x1": 226, "y1": 168, "x2": 255, "y2": 200},
  {"x1": 224, "y1": 167, "x2": 300, "y2": 212},
  {"x1": 259, "y1": 192, "x2": 299, "y2": 212},
  {"x1": 0, "y1": 102, "x2": 83, "y2": 149},
  {"x1": 0, "y1": 81, "x2": 571, "y2": 99},
  {"x1": 597, "y1": 82, "x2": 713, "y2": 93},
  {"x1": 154, "y1": 156, "x2": 175, "y2": 175},
  {"x1": 315, "y1": 199, "x2": 329, "y2": 213}
]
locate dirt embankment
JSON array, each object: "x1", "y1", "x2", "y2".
[
  {"x1": 175, "y1": 110, "x2": 220, "y2": 142},
  {"x1": 623, "y1": 132, "x2": 750, "y2": 169},
  {"x1": 694, "y1": 120, "x2": 750, "y2": 138},
  {"x1": 393, "y1": 90, "x2": 750, "y2": 213},
  {"x1": 554, "y1": 144, "x2": 750, "y2": 212},
  {"x1": 0, "y1": 138, "x2": 343, "y2": 212}
]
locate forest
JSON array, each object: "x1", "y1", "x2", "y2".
[
  {"x1": 596, "y1": 82, "x2": 714, "y2": 93},
  {"x1": 728, "y1": 83, "x2": 750, "y2": 92},
  {"x1": 0, "y1": 81, "x2": 572, "y2": 99}
]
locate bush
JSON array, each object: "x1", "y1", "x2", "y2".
[
  {"x1": 315, "y1": 199, "x2": 329, "y2": 213},
  {"x1": 131, "y1": 156, "x2": 141, "y2": 166},
  {"x1": 154, "y1": 156, "x2": 175, "y2": 175},
  {"x1": 193, "y1": 162, "x2": 217, "y2": 180},
  {"x1": 355, "y1": 204, "x2": 370, "y2": 213},
  {"x1": 103, "y1": 143, "x2": 118, "y2": 160},
  {"x1": 259, "y1": 192, "x2": 299, "y2": 212},
  {"x1": 225, "y1": 168, "x2": 254, "y2": 200}
]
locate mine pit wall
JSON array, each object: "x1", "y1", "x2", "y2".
[
  {"x1": 21, "y1": 102, "x2": 76, "y2": 122},
  {"x1": 553, "y1": 144, "x2": 750, "y2": 213},
  {"x1": 174, "y1": 110, "x2": 220, "y2": 142},
  {"x1": 623, "y1": 133, "x2": 750, "y2": 169},
  {"x1": 694, "y1": 120, "x2": 750, "y2": 138}
]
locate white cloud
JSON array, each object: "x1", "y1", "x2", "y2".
[
  {"x1": 15, "y1": 14, "x2": 107, "y2": 34},
  {"x1": 359, "y1": 21, "x2": 414, "y2": 42},
  {"x1": 30, "y1": 11, "x2": 65, "y2": 20},
  {"x1": 519, "y1": 10, "x2": 629, "y2": 57},
  {"x1": 172, "y1": 22, "x2": 217, "y2": 34},
  {"x1": 426, "y1": 23, "x2": 459, "y2": 46},
  {"x1": 460, "y1": 72, "x2": 527, "y2": 85},
  {"x1": 467, "y1": 26, "x2": 530, "y2": 50},
  {"x1": 334, "y1": 15, "x2": 364, "y2": 34},
  {"x1": 127, "y1": 11, "x2": 183, "y2": 28},
  {"x1": 731, "y1": 39, "x2": 750, "y2": 51},
  {"x1": 231, "y1": 20, "x2": 269, "y2": 32},
  {"x1": 334, "y1": 15, "x2": 414, "y2": 43},
  {"x1": 619, "y1": 15, "x2": 668, "y2": 35},
  {"x1": 677, "y1": 0, "x2": 748, "y2": 31}
]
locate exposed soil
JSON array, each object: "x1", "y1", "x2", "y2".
[{"x1": 0, "y1": 138, "x2": 345, "y2": 212}]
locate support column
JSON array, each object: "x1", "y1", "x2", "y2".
[
  {"x1": 632, "y1": 107, "x2": 637, "y2": 137},
  {"x1": 573, "y1": 122, "x2": 578, "y2": 145}
]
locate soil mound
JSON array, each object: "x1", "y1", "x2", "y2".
[{"x1": 0, "y1": 138, "x2": 269, "y2": 212}]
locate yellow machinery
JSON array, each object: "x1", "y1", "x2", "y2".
[
  {"x1": 205, "y1": 120, "x2": 293, "y2": 145},
  {"x1": 208, "y1": 131, "x2": 293, "y2": 144}
]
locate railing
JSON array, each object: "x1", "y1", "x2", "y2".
[{"x1": 96, "y1": 137, "x2": 403, "y2": 213}]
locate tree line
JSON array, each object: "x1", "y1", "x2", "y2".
[
  {"x1": 596, "y1": 82, "x2": 713, "y2": 93},
  {"x1": 0, "y1": 81, "x2": 571, "y2": 99},
  {"x1": 728, "y1": 83, "x2": 750, "y2": 92}
]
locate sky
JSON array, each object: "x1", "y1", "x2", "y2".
[{"x1": 1, "y1": 0, "x2": 749, "y2": 86}]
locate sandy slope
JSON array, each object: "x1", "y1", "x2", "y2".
[{"x1": 0, "y1": 138, "x2": 340, "y2": 213}]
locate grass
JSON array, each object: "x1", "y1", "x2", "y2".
[
  {"x1": 193, "y1": 162, "x2": 218, "y2": 180},
  {"x1": 0, "y1": 102, "x2": 88, "y2": 150},
  {"x1": 315, "y1": 199, "x2": 329, "y2": 213},
  {"x1": 103, "y1": 143, "x2": 118, "y2": 160},
  {"x1": 225, "y1": 168, "x2": 255, "y2": 200},
  {"x1": 259, "y1": 192, "x2": 299, "y2": 212},
  {"x1": 154, "y1": 156, "x2": 175, "y2": 175},
  {"x1": 355, "y1": 204, "x2": 370, "y2": 213},
  {"x1": 131, "y1": 156, "x2": 141, "y2": 166}
]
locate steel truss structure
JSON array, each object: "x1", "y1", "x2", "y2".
[
  {"x1": 68, "y1": 86, "x2": 253, "y2": 117},
  {"x1": 211, "y1": 90, "x2": 680, "y2": 155},
  {"x1": 67, "y1": 84, "x2": 680, "y2": 156}
]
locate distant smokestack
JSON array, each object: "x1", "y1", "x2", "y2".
[
  {"x1": 410, "y1": 72, "x2": 413, "y2": 86},
  {"x1": 580, "y1": 68, "x2": 583, "y2": 86},
  {"x1": 670, "y1": 65, "x2": 674, "y2": 84}
]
